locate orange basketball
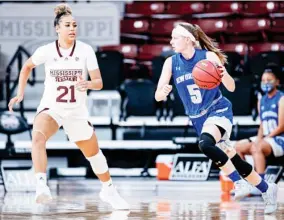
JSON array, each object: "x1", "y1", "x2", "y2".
[{"x1": 192, "y1": 59, "x2": 222, "y2": 90}]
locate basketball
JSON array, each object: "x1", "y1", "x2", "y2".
[{"x1": 192, "y1": 59, "x2": 222, "y2": 90}]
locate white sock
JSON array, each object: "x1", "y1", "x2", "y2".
[
  {"x1": 101, "y1": 179, "x2": 113, "y2": 188},
  {"x1": 35, "y1": 172, "x2": 47, "y2": 186}
]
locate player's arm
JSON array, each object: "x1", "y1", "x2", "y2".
[
  {"x1": 155, "y1": 57, "x2": 173, "y2": 102},
  {"x1": 267, "y1": 96, "x2": 284, "y2": 137},
  {"x1": 85, "y1": 45, "x2": 103, "y2": 90},
  {"x1": 17, "y1": 58, "x2": 36, "y2": 98},
  {"x1": 206, "y1": 51, "x2": 235, "y2": 92},
  {"x1": 8, "y1": 45, "x2": 45, "y2": 111},
  {"x1": 87, "y1": 69, "x2": 103, "y2": 90}
]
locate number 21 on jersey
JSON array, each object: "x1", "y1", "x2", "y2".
[
  {"x1": 187, "y1": 84, "x2": 202, "y2": 104},
  {"x1": 56, "y1": 85, "x2": 76, "y2": 103}
]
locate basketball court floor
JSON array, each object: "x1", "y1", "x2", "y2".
[{"x1": 0, "y1": 178, "x2": 283, "y2": 220}]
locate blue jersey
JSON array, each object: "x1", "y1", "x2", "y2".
[
  {"x1": 172, "y1": 49, "x2": 223, "y2": 117},
  {"x1": 260, "y1": 90, "x2": 284, "y2": 137}
]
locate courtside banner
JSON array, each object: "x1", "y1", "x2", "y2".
[
  {"x1": 0, "y1": 3, "x2": 120, "y2": 71},
  {"x1": 0, "y1": 3, "x2": 119, "y2": 44},
  {"x1": 169, "y1": 154, "x2": 212, "y2": 181}
]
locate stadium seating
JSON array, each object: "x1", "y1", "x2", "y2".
[
  {"x1": 243, "y1": 1, "x2": 279, "y2": 16},
  {"x1": 166, "y1": 2, "x2": 205, "y2": 16},
  {"x1": 249, "y1": 42, "x2": 284, "y2": 55},
  {"x1": 277, "y1": 2, "x2": 284, "y2": 13},
  {"x1": 270, "y1": 18, "x2": 284, "y2": 41},
  {"x1": 121, "y1": 19, "x2": 150, "y2": 34},
  {"x1": 219, "y1": 43, "x2": 248, "y2": 56},
  {"x1": 204, "y1": 2, "x2": 242, "y2": 17},
  {"x1": 195, "y1": 19, "x2": 228, "y2": 34},
  {"x1": 125, "y1": 2, "x2": 165, "y2": 17},
  {"x1": 226, "y1": 18, "x2": 270, "y2": 42},
  {"x1": 138, "y1": 44, "x2": 172, "y2": 60},
  {"x1": 243, "y1": 1, "x2": 279, "y2": 15},
  {"x1": 99, "y1": 44, "x2": 138, "y2": 60},
  {"x1": 150, "y1": 19, "x2": 187, "y2": 36}
]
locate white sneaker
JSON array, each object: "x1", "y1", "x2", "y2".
[
  {"x1": 233, "y1": 179, "x2": 251, "y2": 201},
  {"x1": 35, "y1": 185, "x2": 52, "y2": 204},
  {"x1": 250, "y1": 186, "x2": 262, "y2": 196},
  {"x1": 109, "y1": 210, "x2": 130, "y2": 220},
  {"x1": 99, "y1": 185, "x2": 129, "y2": 210},
  {"x1": 262, "y1": 183, "x2": 278, "y2": 214}
]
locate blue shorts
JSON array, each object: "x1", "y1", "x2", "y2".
[{"x1": 190, "y1": 97, "x2": 233, "y2": 140}]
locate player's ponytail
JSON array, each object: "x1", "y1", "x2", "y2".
[
  {"x1": 54, "y1": 4, "x2": 72, "y2": 27},
  {"x1": 193, "y1": 24, "x2": 227, "y2": 64},
  {"x1": 178, "y1": 22, "x2": 227, "y2": 65}
]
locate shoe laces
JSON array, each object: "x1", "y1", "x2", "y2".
[
  {"x1": 103, "y1": 185, "x2": 119, "y2": 196},
  {"x1": 234, "y1": 180, "x2": 246, "y2": 190},
  {"x1": 262, "y1": 191, "x2": 273, "y2": 205}
]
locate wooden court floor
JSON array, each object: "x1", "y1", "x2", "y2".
[{"x1": 0, "y1": 178, "x2": 283, "y2": 220}]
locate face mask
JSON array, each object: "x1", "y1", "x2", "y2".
[{"x1": 261, "y1": 82, "x2": 274, "y2": 93}]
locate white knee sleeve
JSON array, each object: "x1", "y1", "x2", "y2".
[{"x1": 86, "y1": 150, "x2": 109, "y2": 174}]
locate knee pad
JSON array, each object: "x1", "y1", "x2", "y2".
[
  {"x1": 199, "y1": 133, "x2": 229, "y2": 167},
  {"x1": 231, "y1": 154, "x2": 253, "y2": 178},
  {"x1": 86, "y1": 150, "x2": 109, "y2": 174}
]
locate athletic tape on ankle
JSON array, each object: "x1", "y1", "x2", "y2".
[{"x1": 86, "y1": 150, "x2": 108, "y2": 174}]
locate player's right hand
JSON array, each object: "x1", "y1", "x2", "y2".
[
  {"x1": 8, "y1": 94, "x2": 24, "y2": 112},
  {"x1": 162, "y1": 84, "x2": 172, "y2": 97}
]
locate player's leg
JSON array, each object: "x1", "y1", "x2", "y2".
[
  {"x1": 234, "y1": 139, "x2": 254, "y2": 160},
  {"x1": 251, "y1": 139, "x2": 273, "y2": 175},
  {"x1": 223, "y1": 141, "x2": 277, "y2": 214},
  {"x1": 200, "y1": 124, "x2": 250, "y2": 199},
  {"x1": 32, "y1": 110, "x2": 60, "y2": 203},
  {"x1": 65, "y1": 120, "x2": 129, "y2": 210}
]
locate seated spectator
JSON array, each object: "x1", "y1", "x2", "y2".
[{"x1": 235, "y1": 67, "x2": 284, "y2": 179}]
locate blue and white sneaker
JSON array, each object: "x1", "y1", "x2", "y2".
[{"x1": 262, "y1": 183, "x2": 278, "y2": 214}]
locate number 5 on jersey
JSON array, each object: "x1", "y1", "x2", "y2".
[
  {"x1": 56, "y1": 85, "x2": 76, "y2": 103},
  {"x1": 187, "y1": 84, "x2": 202, "y2": 104}
]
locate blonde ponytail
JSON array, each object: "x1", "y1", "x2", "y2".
[
  {"x1": 194, "y1": 24, "x2": 227, "y2": 64},
  {"x1": 178, "y1": 23, "x2": 227, "y2": 65}
]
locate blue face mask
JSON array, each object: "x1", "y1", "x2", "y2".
[{"x1": 261, "y1": 82, "x2": 274, "y2": 93}]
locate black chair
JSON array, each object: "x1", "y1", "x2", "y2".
[
  {"x1": 168, "y1": 87, "x2": 186, "y2": 120},
  {"x1": 120, "y1": 79, "x2": 160, "y2": 120},
  {"x1": 151, "y1": 56, "x2": 165, "y2": 84},
  {"x1": 248, "y1": 52, "x2": 284, "y2": 82},
  {"x1": 96, "y1": 51, "x2": 124, "y2": 90},
  {"x1": 224, "y1": 51, "x2": 246, "y2": 77},
  {"x1": 221, "y1": 76, "x2": 253, "y2": 116},
  {"x1": 0, "y1": 111, "x2": 31, "y2": 156}
]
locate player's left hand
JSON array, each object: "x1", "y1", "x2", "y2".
[{"x1": 75, "y1": 75, "x2": 89, "y2": 92}]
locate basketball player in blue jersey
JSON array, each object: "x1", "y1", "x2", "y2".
[
  {"x1": 155, "y1": 22, "x2": 277, "y2": 214},
  {"x1": 236, "y1": 68, "x2": 284, "y2": 180}
]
